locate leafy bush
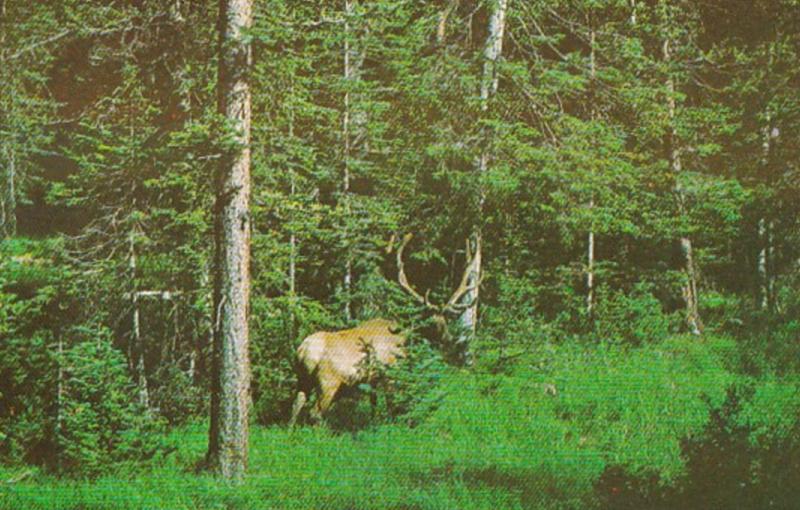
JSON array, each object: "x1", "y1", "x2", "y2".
[
  {"x1": 593, "y1": 282, "x2": 675, "y2": 344},
  {"x1": 250, "y1": 295, "x2": 338, "y2": 425},
  {"x1": 595, "y1": 380, "x2": 800, "y2": 510},
  {"x1": 57, "y1": 337, "x2": 169, "y2": 477},
  {"x1": 149, "y1": 364, "x2": 206, "y2": 426}
]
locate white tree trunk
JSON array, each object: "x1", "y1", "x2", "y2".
[
  {"x1": 207, "y1": 0, "x2": 252, "y2": 481},
  {"x1": 457, "y1": 0, "x2": 508, "y2": 360},
  {"x1": 129, "y1": 229, "x2": 150, "y2": 410},
  {"x1": 1, "y1": 146, "x2": 16, "y2": 239},
  {"x1": 664, "y1": 36, "x2": 702, "y2": 336},
  {"x1": 586, "y1": 24, "x2": 597, "y2": 316}
]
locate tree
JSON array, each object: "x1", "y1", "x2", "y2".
[
  {"x1": 457, "y1": 0, "x2": 509, "y2": 363},
  {"x1": 206, "y1": 0, "x2": 253, "y2": 481}
]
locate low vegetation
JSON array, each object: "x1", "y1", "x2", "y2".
[{"x1": 3, "y1": 334, "x2": 799, "y2": 510}]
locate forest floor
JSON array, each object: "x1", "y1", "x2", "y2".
[{"x1": 1, "y1": 335, "x2": 798, "y2": 510}]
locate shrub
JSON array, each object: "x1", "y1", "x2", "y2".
[
  {"x1": 57, "y1": 336, "x2": 169, "y2": 477},
  {"x1": 593, "y1": 282, "x2": 675, "y2": 345}
]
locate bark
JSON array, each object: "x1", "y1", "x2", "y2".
[
  {"x1": 437, "y1": 0, "x2": 459, "y2": 44},
  {"x1": 663, "y1": 36, "x2": 702, "y2": 336},
  {"x1": 0, "y1": 3, "x2": 9, "y2": 239},
  {"x1": 457, "y1": 0, "x2": 508, "y2": 361},
  {"x1": 341, "y1": 0, "x2": 367, "y2": 322},
  {"x1": 757, "y1": 217, "x2": 769, "y2": 310},
  {"x1": 758, "y1": 107, "x2": 778, "y2": 310},
  {"x1": 342, "y1": 0, "x2": 354, "y2": 321},
  {"x1": 1, "y1": 146, "x2": 16, "y2": 239},
  {"x1": 288, "y1": 95, "x2": 297, "y2": 296},
  {"x1": 207, "y1": 0, "x2": 252, "y2": 481},
  {"x1": 129, "y1": 229, "x2": 150, "y2": 410},
  {"x1": 586, "y1": 24, "x2": 597, "y2": 316}
]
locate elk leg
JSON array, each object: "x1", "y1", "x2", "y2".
[
  {"x1": 289, "y1": 391, "x2": 307, "y2": 428},
  {"x1": 312, "y1": 380, "x2": 341, "y2": 422}
]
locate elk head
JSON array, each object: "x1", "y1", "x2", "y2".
[{"x1": 395, "y1": 233, "x2": 481, "y2": 353}]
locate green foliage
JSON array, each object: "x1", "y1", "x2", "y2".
[
  {"x1": 57, "y1": 338, "x2": 168, "y2": 477},
  {"x1": 2, "y1": 335, "x2": 775, "y2": 509},
  {"x1": 250, "y1": 296, "x2": 338, "y2": 425},
  {"x1": 593, "y1": 283, "x2": 676, "y2": 345}
]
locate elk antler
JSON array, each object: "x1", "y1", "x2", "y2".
[
  {"x1": 396, "y1": 233, "x2": 436, "y2": 310},
  {"x1": 396, "y1": 233, "x2": 482, "y2": 315},
  {"x1": 444, "y1": 234, "x2": 481, "y2": 313}
]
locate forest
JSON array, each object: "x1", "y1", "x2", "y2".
[{"x1": 2, "y1": 0, "x2": 800, "y2": 508}]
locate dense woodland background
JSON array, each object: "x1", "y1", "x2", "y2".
[{"x1": 3, "y1": 0, "x2": 800, "y2": 508}]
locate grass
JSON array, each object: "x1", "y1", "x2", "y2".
[{"x1": 1, "y1": 334, "x2": 794, "y2": 510}]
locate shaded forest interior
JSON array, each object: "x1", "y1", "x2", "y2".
[{"x1": 2, "y1": 0, "x2": 800, "y2": 508}]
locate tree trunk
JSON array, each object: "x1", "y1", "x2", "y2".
[
  {"x1": 1, "y1": 146, "x2": 16, "y2": 239},
  {"x1": 663, "y1": 36, "x2": 702, "y2": 336},
  {"x1": 757, "y1": 107, "x2": 779, "y2": 311},
  {"x1": 437, "y1": 0, "x2": 459, "y2": 44},
  {"x1": 341, "y1": 0, "x2": 367, "y2": 322},
  {"x1": 457, "y1": 0, "x2": 508, "y2": 361},
  {"x1": 586, "y1": 23, "x2": 597, "y2": 316},
  {"x1": 207, "y1": 0, "x2": 252, "y2": 481},
  {"x1": 129, "y1": 230, "x2": 150, "y2": 410}
]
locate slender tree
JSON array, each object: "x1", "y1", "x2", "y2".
[
  {"x1": 457, "y1": 0, "x2": 508, "y2": 361},
  {"x1": 207, "y1": 0, "x2": 253, "y2": 480},
  {"x1": 661, "y1": 4, "x2": 702, "y2": 335}
]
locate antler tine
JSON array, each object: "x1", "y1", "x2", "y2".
[
  {"x1": 396, "y1": 233, "x2": 437, "y2": 310},
  {"x1": 444, "y1": 234, "x2": 482, "y2": 311}
]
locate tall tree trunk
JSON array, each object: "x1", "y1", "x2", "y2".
[
  {"x1": 207, "y1": 0, "x2": 252, "y2": 481},
  {"x1": 437, "y1": 0, "x2": 459, "y2": 44},
  {"x1": 758, "y1": 106, "x2": 779, "y2": 311},
  {"x1": 1, "y1": 146, "x2": 16, "y2": 239},
  {"x1": 129, "y1": 229, "x2": 150, "y2": 410},
  {"x1": 457, "y1": 0, "x2": 508, "y2": 362},
  {"x1": 586, "y1": 22, "x2": 597, "y2": 316},
  {"x1": 0, "y1": 0, "x2": 13, "y2": 239},
  {"x1": 757, "y1": 111, "x2": 770, "y2": 310},
  {"x1": 341, "y1": 0, "x2": 368, "y2": 322},
  {"x1": 663, "y1": 37, "x2": 702, "y2": 336},
  {"x1": 342, "y1": 0, "x2": 354, "y2": 321},
  {"x1": 287, "y1": 84, "x2": 298, "y2": 297}
]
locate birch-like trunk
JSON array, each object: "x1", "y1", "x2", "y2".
[
  {"x1": 341, "y1": 0, "x2": 367, "y2": 322},
  {"x1": 437, "y1": 0, "x2": 459, "y2": 44},
  {"x1": 207, "y1": 0, "x2": 252, "y2": 481},
  {"x1": 457, "y1": 0, "x2": 508, "y2": 361},
  {"x1": 342, "y1": 0, "x2": 354, "y2": 321},
  {"x1": 129, "y1": 229, "x2": 150, "y2": 410},
  {"x1": 663, "y1": 37, "x2": 702, "y2": 336},
  {"x1": 1, "y1": 146, "x2": 16, "y2": 239},
  {"x1": 758, "y1": 106, "x2": 779, "y2": 310},
  {"x1": 586, "y1": 24, "x2": 597, "y2": 316},
  {"x1": 287, "y1": 84, "x2": 298, "y2": 297}
]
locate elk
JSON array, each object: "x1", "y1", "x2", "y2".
[
  {"x1": 289, "y1": 318, "x2": 405, "y2": 426},
  {"x1": 288, "y1": 234, "x2": 480, "y2": 426},
  {"x1": 395, "y1": 233, "x2": 481, "y2": 360}
]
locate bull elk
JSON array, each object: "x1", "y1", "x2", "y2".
[
  {"x1": 288, "y1": 234, "x2": 479, "y2": 425},
  {"x1": 289, "y1": 318, "x2": 405, "y2": 426}
]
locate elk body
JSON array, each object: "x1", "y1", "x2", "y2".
[{"x1": 289, "y1": 318, "x2": 405, "y2": 426}]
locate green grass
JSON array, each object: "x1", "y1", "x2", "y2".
[{"x1": 1, "y1": 335, "x2": 793, "y2": 510}]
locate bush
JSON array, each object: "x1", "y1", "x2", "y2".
[
  {"x1": 593, "y1": 282, "x2": 675, "y2": 345},
  {"x1": 250, "y1": 295, "x2": 338, "y2": 425},
  {"x1": 595, "y1": 380, "x2": 800, "y2": 510},
  {"x1": 57, "y1": 337, "x2": 169, "y2": 477}
]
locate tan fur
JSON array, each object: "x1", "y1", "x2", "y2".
[{"x1": 289, "y1": 318, "x2": 405, "y2": 425}]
